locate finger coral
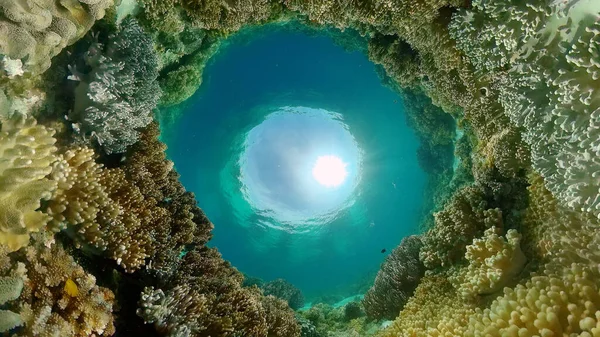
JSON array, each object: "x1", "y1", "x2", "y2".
[
  {"x1": 8, "y1": 237, "x2": 115, "y2": 336},
  {"x1": 46, "y1": 123, "x2": 212, "y2": 273},
  {"x1": 0, "y1": 0, "x2": 112, "y2": 76},
  {"x1": 0, "y1": 115, "x2": 57, "y2": 251},
  {"x1": 449, "y1": 227, "x2": 526, "y2": 299},
  {"x1": 363, "y1": 235, "x2": 425, "y2": 320}
]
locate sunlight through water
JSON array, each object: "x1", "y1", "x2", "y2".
[
  {"x1": 235, "y1": 106, "x2": 362, "y2": 230},
  {"x1": 312, "y1": 155, "x2": 349, "y2": 188}
]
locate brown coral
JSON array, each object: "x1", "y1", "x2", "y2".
[{"x1": 8, "y1": 236, "x2": 115, "y2": 336}]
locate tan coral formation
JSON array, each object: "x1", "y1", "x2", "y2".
[
  {"x1": 450, "y1": 227, "x2": 526, "y2": 299},
  {"x1": 0, "y1": 0, "x2": 113, "y2": 75},
  {"x1": 0, "y1": 115, "x2": 57, "y2": 252}
]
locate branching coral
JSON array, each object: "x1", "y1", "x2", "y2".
[
  {"x1": 363, "y1": 235, "x2": 425, "y2": 320},
  {"x1": 0, "y1": 115, "x2": 57, "y2": 251},
  {"x1": 377, "y1": 275, "x2": 476, "y2": 337},
  {"x1": 4, "y1": 236, "x2": 116, "y2": 336},
  {"x1": 261, "y1": 295, "x2": 301, "y2": 337},
  {"x1": 0, "y1": 0, "x2": 112, "y2": 76},
  {"x1": 419, "y1": 185, "x2": 500, "y2": 269},
  {"x1": 138, "y1": 247, "x2": 285, "y2": 337},
  {"x1": 181, "y1": 0, "x2": 273, "y2": 33},
  {"x1": 262, "y1": 278, "x2": 305, "y2": 310},
  {"x1": 46, "y1": 123, "x2": 212, "y2": 273},
  {"x1": 69, "y1": 18, "x2": 160, "y2": 154},
  {"x1": 450, "y1": 227, "x2": 526, "y2": 299}
]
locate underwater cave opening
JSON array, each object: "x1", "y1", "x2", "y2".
[{"x1": 159, "y1": 23, "x2": 427, "y2": 301}]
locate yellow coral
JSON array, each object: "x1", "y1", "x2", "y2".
[
  {"x1": 0, "y1": 115, "x2": 57, "y2": 251},
  {"x1": 450, "y1": 227, "x2": 526, "y2": 298}
]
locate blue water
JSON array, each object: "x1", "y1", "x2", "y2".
[{"x1": 160, "y1": 24, "x2": 426, "y2": 298}]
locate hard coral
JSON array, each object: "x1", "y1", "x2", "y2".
[
  {"x1": 9, "y1": 237, "x2": 115, "y2": 336},
  {"x1": 0, "y1": 0, "x2": 112, "y2": 76},
  {"x1": 452, "y1": 0, "x2": 600, "y2": 218},
  {"x1": 449, "y1": 227, "x2": 526, "y2": 299},
  {"x1": 0, "y1": 115, "x2": 57, "y2": 252},
  {"x1": 363, "y1": 235, "x2": 425, "y2": 320},
  {"x1": 138, "y1": 247, "x2": 270, "y2": 337},
  {"x1": 46, "y1": 123, "x2": 212, "y2": 273},
  {"x1": 262, "y1": 278, "x2": 305, "y2": 310}
]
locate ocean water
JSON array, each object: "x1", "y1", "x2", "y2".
[{"x1": 159, "y1": 24, "x2": 426, "y2": 298}]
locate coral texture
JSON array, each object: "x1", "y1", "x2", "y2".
[
  {"x1": 6, "y1": 237, "x2": 115, "y2": 336},
  {"x1": 0, "y1": 115, "x2": 57, "y2": 251},
  {"x1": 449, "y1": 227, "x2": 526, "y2": 299},
  {"x1": 363, "y1": 235, "x2": 425, "y2": 320},
  {"x1": 452, "y1": 0, "x2": 600, "y2": 217},
  {"x1": 0, "y1": 0, "x2": 112, "y2": 75},
  {"x1": 69, "y1": 18, "x2": 160, "y2": 154},
  {"x1": 262, "y1": 278, "x2": 305, "y2": 310}
]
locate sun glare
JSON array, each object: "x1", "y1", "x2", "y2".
[{"x1": 312, "y1": 155, "x2": 349, "y2": 188}]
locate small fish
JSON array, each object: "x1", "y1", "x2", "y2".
[
  {"x1": 381, "y1": 248, "x2": 386, "y2": 254},
  {"x1": 64, "y1": 278, "x2": 79, "y2": 297}
]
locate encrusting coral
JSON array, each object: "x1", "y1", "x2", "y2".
[{"x1": 0, "y1": 115, "x2": 57, "y2": 252}]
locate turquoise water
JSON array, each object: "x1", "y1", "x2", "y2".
[{"x1": 160, "y1": 24, "x2": 426, "y2": 298}]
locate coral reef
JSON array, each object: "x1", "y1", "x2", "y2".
[
  {"x1": 363, "y1": 236, "x2": 425, "y2": 320},
  {"x1": 46, "y1": 123, "x2": 211, "y2": 273},
  {"x1": 138, "y1": 247, "x2": 299, "y2": 337},
  {"x1": 69, "y1": 18, "x2": 160, "y2": 154},
  {"x1": 0, "y1": 235, "x2": 116, "y2": 336},
  {"x1": 262, "y1": 278, "x2": 305, "y2": 310},
  {"x1": 452, "y1": 0, "x2": 600, "y2": 217}
]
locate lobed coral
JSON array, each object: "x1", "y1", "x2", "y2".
[
  {"x1": 449, "y1": 227, "x2": 526, "y2": 299},
  {"x1": 362, "y1": 235, "x2": 425, "y2": 320},
  {"x1": 0, "y1": 0, "x2": 112, "y2": 76},
  {"x1": 0, "y1": 115, "x2": 57, "y2": 252}
]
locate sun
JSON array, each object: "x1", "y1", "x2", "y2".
[{"x1": 312, "y1": 155, "x2": 349, "y2": 188}]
